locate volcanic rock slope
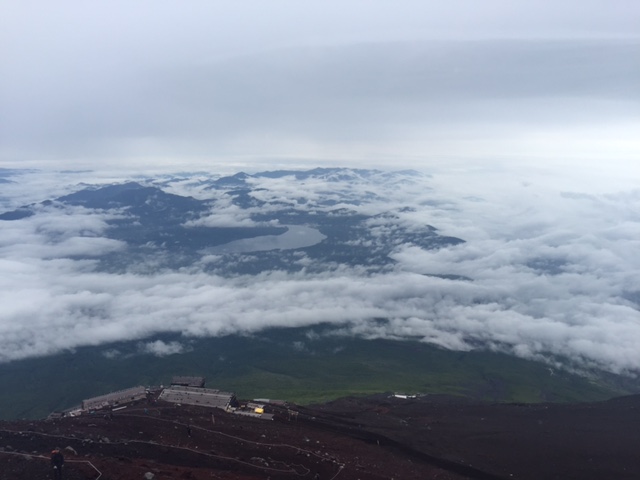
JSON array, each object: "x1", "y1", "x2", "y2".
[{"x1": 1, "y1": 393, "x2": 639, "y2": 480}]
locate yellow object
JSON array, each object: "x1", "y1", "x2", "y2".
[{"x1": 255, "y1": 407, "x2": 264, "y2": 414}]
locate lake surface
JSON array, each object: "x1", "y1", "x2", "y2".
[{"x1": 204, "y1": 225, "x2": 326, "y2": 254}]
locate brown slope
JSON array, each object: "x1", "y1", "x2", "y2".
[{"x1": 1, "y1": 393, "x2": 638, "y2": 480}]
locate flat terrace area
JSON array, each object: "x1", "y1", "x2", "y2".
[{"x1": 158, "y1": 385, "x2": 235, "y2": 410}]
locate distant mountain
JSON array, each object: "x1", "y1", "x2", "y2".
[
  {"x1": 0, "y1": 168, "x2": 463, "y2": 274},
  {"x1": 0, "y1": 207, "x2": 33, "y2": 220},
  {"x1": 57, "y1": 181, "x2": 210, "y2": 225},
  {"x1": 206, "y1": 167, "x2": 423, "y2": 190},
  {"x1": 0, "y1": 167, "x2": 32, "y2": 179}
]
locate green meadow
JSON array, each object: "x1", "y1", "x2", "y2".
[{"x1": 0, "y1": 328, "x2": 631, "y2": 420}]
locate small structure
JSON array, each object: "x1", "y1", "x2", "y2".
[
  {"x1": 171, "y1": 376, "x2": 206, "y2": 388},
  {"x1": 246, "y1": 402, "x2": 265, "y2": 413},
  {"x1": 159, "y1": 385, "x2": 236, "y2": 410},
  {"x1": 64, "y1": 405, "x2": 83, "y2": 417},
  {"x1": 82, "y1": 386, "x2": 147, "y2": 411},
  {"x1": 233, "y1": 409, "x2": 273, "y2": 420},
  {"x1": 253, "y1": 398, "x2": 286, "y2": 406},
  {"x1": 393, "y1": 393, "x2": 418, "y2": 399}
]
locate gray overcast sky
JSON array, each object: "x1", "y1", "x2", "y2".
[{"x1": 1, "y1": 0, "x2": 639, "y2": 175}]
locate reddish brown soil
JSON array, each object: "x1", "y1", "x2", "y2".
[{"x1": 1, "y1": 393, "x2": 638, "y2": 480}]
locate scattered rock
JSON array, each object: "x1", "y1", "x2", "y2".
[
  {"x1": 65, "y1": 446, "x2": 78, "y2": 455},
  {"x1": 144, "y1": 472, "x2": 155, "y2": 480}
]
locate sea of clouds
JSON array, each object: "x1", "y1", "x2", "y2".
[{"x1": 1, "y1": 166, "x2": 639, "y2": 378}]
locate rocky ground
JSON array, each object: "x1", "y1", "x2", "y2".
[{"x1": 1, "y1": 393, "x2": 638, "y2": 480}]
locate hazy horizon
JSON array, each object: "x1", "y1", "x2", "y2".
[{"x1": 1, "y1": 1, "x2": 639, "y2": 179}]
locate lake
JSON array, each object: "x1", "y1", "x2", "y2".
[{"x1": 203, "y1": 225, "x2": 326, "y2": 254}]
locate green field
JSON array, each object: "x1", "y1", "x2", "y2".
[{"x1": 0, "y1": 328, "x2": 634, "y2": 419}]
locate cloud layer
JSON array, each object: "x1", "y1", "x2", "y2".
[
  {"x1": 1, "y1": 168, "x2": 639, "y2": 379},
  {"x1": 1, "y1": 2, "x2": 638, "y2": 172}
]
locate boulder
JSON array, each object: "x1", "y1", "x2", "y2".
[{"x1": 65, "y1": 446, "x2": 78, "y2": 455}]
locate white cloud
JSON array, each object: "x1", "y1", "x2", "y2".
[
  {"x1": 2, "y1": 24, "x2": 638, "y2": 174},
  {"x1": 0, "y1": 167, "x2": 639, "y2": 380},
  {"x1": 138, "y1": 340, "x2": 190, "y2": 357},
  {"x1": 183, "y1": 196, "x2": 269, "y2": 228},
  {"x1": 0, "y1": 203, "x2": 126, "y2": 259}
]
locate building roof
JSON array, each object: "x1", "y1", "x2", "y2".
[
  {"x1": 159, "y1": 385, "x2": 235, "y2": 410},
  {"x1": 82, "y1": 386, "x2": 147, "y2": 410}
]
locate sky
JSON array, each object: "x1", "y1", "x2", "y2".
[
  {"x1": 1, "y1": 0, "x2": 639, "y2": 178},
  {"x1": 0, "y1": 2, "x2": 639, "y2": 376}
]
